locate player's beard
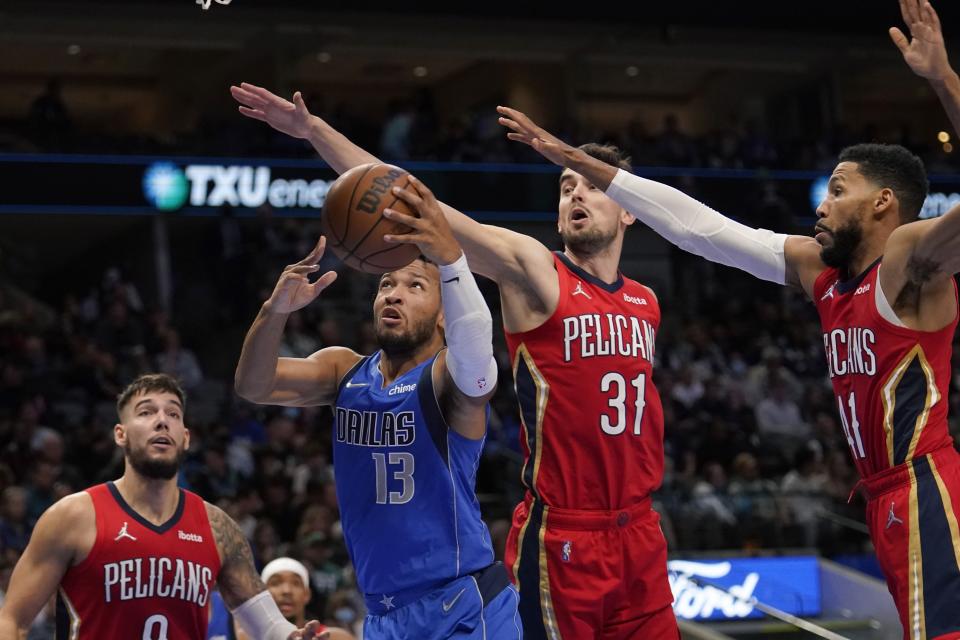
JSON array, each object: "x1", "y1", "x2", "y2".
[
  {"x1": 124, "y1": 440, "x2": 185, "y2": 480},
  {"x1": 819, "y1": 214, "x2": 865, "y2": 272},
  {"x1": 561, "y1": 223, "x2": 616, "y2": 256},
  {"x1": 377, "y1": 310, "x2": 439, "y2": 357}
]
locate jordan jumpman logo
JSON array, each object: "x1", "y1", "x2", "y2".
[{"x1": 115, "y1": 521, "x2": 137, "y2": 542}]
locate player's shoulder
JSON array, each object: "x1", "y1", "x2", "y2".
[
  {"x1": 307, "y1": 345, "x2": 363, "y2": 363},
  {"x1": 47, "y1": 490, "x2": 95, "y2": 522},
  {"x1": 307, "y1": 346, "x2": 365, "y2": 379},
  {"x1": 202, "y1": 501, "x2": 242, "y2": 542},
  {"x1": 31, "y1": 490, "x2": 96, "y2": 554}
]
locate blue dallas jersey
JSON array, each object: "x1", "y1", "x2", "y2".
[{"x1": 333, "y1": 351, "x2": 495, "y2": 601}]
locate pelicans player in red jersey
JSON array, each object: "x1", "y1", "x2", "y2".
[
  {"x1": 0, "y1": 374, "x2": 324, "y2": 640},
  {"x1": 229, "y1": 83, "x2": 680, "y2": 638},
  {"x1": 498, "y1": 2, "x2": 960, "y2": 637}
]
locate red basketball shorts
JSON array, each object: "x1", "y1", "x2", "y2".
[
  {"x1": 862, "y1": 447, "x2": 960, "y2": 640},
  {"x1": 504, "y1": 493, "x2": 678, "y2": 640}
]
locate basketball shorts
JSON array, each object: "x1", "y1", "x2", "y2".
[
  {"x1": 504, "y1": 493, "x2": 678, "y2": 640},
  {"x1": 862, "y1": 447, "x2": 960, "y2": 640},
  {"x1": 362, "y1": 562, "x2": 522, "y2": 640}
]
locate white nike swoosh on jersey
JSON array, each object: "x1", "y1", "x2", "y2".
[
  {"x1": 345, "y1": 381, "x2": 369, "y2": 388},
  {"x1": 442, "y1": 588, "x2": 466, "y2": 613}
]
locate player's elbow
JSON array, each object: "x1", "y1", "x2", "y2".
[{"x1": 233, "y1": 373, "x2": 271, "y2": 404}]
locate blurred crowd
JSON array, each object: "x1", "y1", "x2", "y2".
[{"x1": 5, "y1": 80, "x2": 959, "y2": 174}]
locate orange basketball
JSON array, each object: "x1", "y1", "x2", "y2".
[{"x1": 320, "y1": 163, "x2": 420, "y2": 274}]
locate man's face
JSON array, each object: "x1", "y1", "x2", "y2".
[
  {"x1": 814, "y1": 162, "x2": 873, "y2": 269},
  {"x1": 557, "y1": 168, "x2": 632, "y2": 256},
  {"x1": 266, "y1": 571, "x2": 310, "y2": 621},
  {"x1": 373, "y1": 259, "x2": 443, "y2": 356},
  {"x1": 116, "y1": 391, "x2": 189, "y2": 480}
]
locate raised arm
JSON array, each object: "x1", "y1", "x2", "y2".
[
  {"x1": 890, "y1": 0, "x2": 960, "y2": 135},
  {"x1": 384, "y1": 175, "x2": 498, "y2": 439},
  {"x1": 230, "y1": 84, "x2": 556, "y2": 293},
  {"x1": 497, "y1": 105, "x2": 826, "y2": 296},
  {"x1": 0, "y1": 494, "x2": 92, "y2": 639},
  {"x1": 234, "y1": 237, "x2": 359, "y2": 407}
]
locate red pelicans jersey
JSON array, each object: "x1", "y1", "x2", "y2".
[
  {"x1": 505, "y1": 252, "x2": 663, "y2": 510},
  {"x1": 813, "y1": 259, "x2": 957, "y2": 478},
  {"x1": 57, "y1": 482, "x2": 221, "y2": 640}
]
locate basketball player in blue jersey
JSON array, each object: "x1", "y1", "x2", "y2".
[{"x1": 235, "y1": 177, "x2": 522, "y2": 639}]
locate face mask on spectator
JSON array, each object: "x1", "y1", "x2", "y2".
[{"x1": 334, "y1": 607, "x2": 356, "y2": 624}]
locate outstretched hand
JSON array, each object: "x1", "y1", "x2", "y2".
[
  {"x1": 382, "y1": 175, "x2": 463, "y2": 266},
  {"x1": 287, "y1": 620, "x2": 329, "y2": 639},
  {"x1": 264, "y1": 237, "x2": 338, "y2": 314},
  {"x1": 890, "y1": 0, "x2": 954, "y2": 82},
  {"x1": 231, "y1": 82, "x2": 316, "y2": 139},
  {"x1": 496, "y1": 105, "x2": 577, "y2": 168}
]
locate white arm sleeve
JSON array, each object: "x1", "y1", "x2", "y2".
[
  {"x1": 606, "y1": 169, "x2": 788, "y2": 284},
  {"x1": 231, "y1": 590, "x2": 297, "y2": 640},
  {"x1": 439, "y1": 253, "x2": 497, "y2": 397}
]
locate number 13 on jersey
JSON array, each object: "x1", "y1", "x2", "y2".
[{"x1": 600, "y1": 372, "x2": 646, "y2": 435}]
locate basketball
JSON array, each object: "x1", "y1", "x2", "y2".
[{"x1": 320, "y1": 163, "x2": 421, "y2": 274}]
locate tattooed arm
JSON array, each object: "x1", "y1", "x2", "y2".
[
  {"x1": 880, "y1": 203, "x2": 960, "y2": 331},
  {"x1": 207, "y1": 503, "x2": 266, "y2": 606},
  {"x1": 207, "y1": 504, "x2": 326, "y2": 639}
]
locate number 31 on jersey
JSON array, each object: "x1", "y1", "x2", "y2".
[{"x1": 600, "y1": 372, "x2": 646, "y2": 436}]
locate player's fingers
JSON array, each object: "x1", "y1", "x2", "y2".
[
  {"x1": 383, "y1": 232, "x2": 420, "y2": 245},
  {"x1": 498, "y1": 116, "x2": 525, "y2": 133},
  {"x1": 503, "y1": 106, "x2": 536, "y2": 129},
  {"x1": 294, "y1": 236, "x2": 326, "y2": 265},
  {"x1": 506, "y1": 132, "x2": 535, "y2": 146},
  {"x1": 407, "y1": 175, "x2": 438, "y2": 207},
  {"x1": 889, "y1": 27, "x2": 911, "y2": 53},
  {"x1": 240, "y1": 82, "x2": 271, "y2": 99},
  {"x1": 496, "y1": 105, "x2": 525, "y2": 123},
  {"x1": 390, "y1": 185, "x2": 424, "y2": 210},
  {"x1": 310, "y1": 271, "x2": 338, "y2": 295},
  {"x1": 230, "y1": 85, "x2": 267, "y2": 106},
  {"x1": 244, "y1": 83, "x2": 291, "y2": 108},
  {"x1": 287, "y1": 264, "x2": 321, "y2": 276},
  {"x1": 238, "y1": 106, "x2": 269, "y2": 122},
  {"x1": 302, "y1": 621, "x2": 328, "y2": 640},
  {"x1": 229, "y1": 86, "x2": 254, "y2": 106},
  {"x1": 923, "y1": 1, "x2": 941, "y2": 32},
  {"x1": 903, "y1": 0, "x2": 921, "y2": 25},
  {"x1": 383, "y1": 208, "x2": 423, "y2": 228},
  {"x1": 293, "y1": 91, "x2": 310, "y2": 114}
]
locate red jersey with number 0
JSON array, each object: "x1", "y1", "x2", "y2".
[
  {"x1": 505, "y1": 252, "x2": 664, "y2": 510},
  {"x1": 57, "y1": 482, "x2": 222, "y2": 640},
  {"x1": 813, "y1": 260, "x2": 957, "y2": 478}
]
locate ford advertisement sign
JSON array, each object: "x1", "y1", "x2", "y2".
[{"x1": 669, "y1": 557, "x2": 821, "y2": 621}]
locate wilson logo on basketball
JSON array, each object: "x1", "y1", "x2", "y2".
[
  {"x1": 178, "y1": 530, "x2": 204, "y2": 543},
  {"x1": 357, "y1": 169, "x2": 407, "y2": 214}
]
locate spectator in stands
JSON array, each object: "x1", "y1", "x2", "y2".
[
  {"x1": 781, "y1": 445, "x2": 829, "y2": 547},
  {"x1": 0, "y1": 488, "x2": 30, "y2": 562},
  {"x1": 155, "y1": 329, "x2": 203, "y2": 391}
]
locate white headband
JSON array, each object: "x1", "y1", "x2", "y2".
[{"x1": 260, "y1": 558, "x2": 309, "y2": 589}]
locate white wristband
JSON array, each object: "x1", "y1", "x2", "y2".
[
  {"x1": 607, "y1": 169, "x2": 788, "y2": 285},
  {"x1": 439, "y1": 253, "x2": 497, "y2": 397},
  {"x1": 231, "y1": 590, "x2": 297, "y2": 640}
]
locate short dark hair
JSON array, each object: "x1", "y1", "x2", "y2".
[
  {"x1": 117, "y1": 373, "x2": 186, "y2": 418},
  {"x1": 837, "y1": 143, "x2": 928, "y2": 223},
  {"x1": 578, "y1": 142, "x2": 632, "y2": 172}
]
